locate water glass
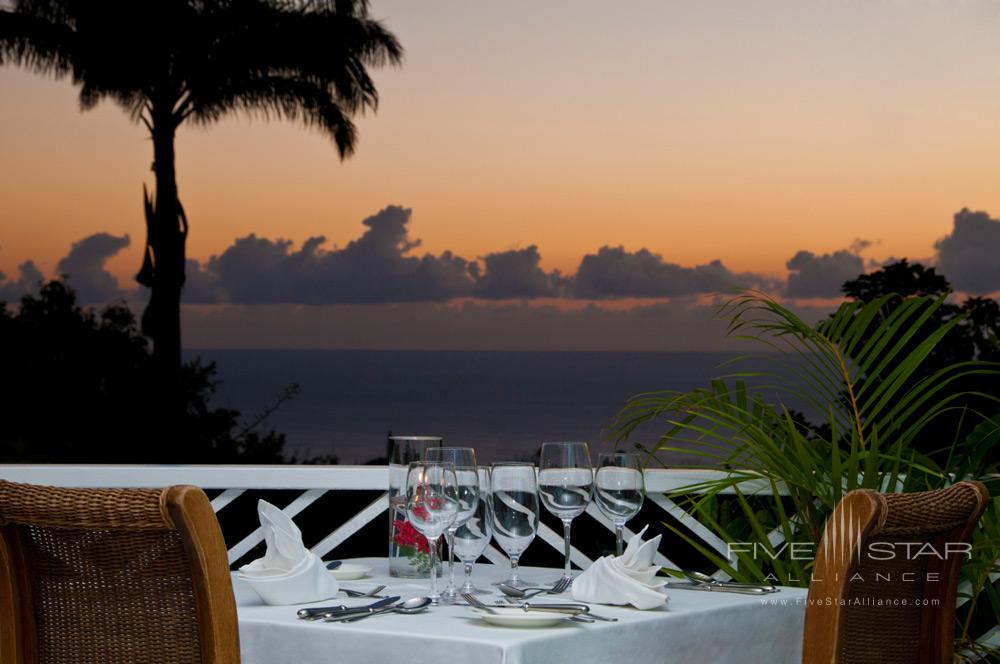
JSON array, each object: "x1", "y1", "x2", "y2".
[
  {"x1": 491, "y1": 462, "x2": 539, "y2": 589},
  {"x1": 453, "y1": 468, "x2": 493, "y2": 594},
  {"x1": 595, "y1": 452, "x2": 645, "y2": 555},
  {"x1": 424, "y1": 447, "x2": 479, "y2": 602},
  {"x1": 405, "y1": 461, "x2": 459, "y2": 604},
  {"x1": 388, "y1": 436, "x2": 442, "y2": 577},
  {"x1": 538, "y1": 442, "x2": 593, "y2": 582}
]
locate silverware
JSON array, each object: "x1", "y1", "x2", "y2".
[
  {"x1": 297, "y1": 603, "x2": 350, "y2": 620},
  {"x1": 342, "y1": 584, "x2": 386, "y2": 598},
  {"x1": 336, "y1": 597, "x2": 432, "y2": 622},
  {"x1": 497, "y1": 577, "x2": 571, "y2": 599},
  {"x1": 668, "y1": 582, "x2": 773, "y2": 595},
  {"x1": 500, "y1": 601, "x2": 589, "y2": 615},
  {"x1": 462, "y1": 593, "x2": 499, "y2": 613},
  {"x1": 297, "y1": 595, "x2": 399, "y2": 620},
  {"x1": 498, "y1": 601, "x2": 618, "y2": 621},
  {"x1": 682, "y1": 571, "x2": 777, "y2": 592}
]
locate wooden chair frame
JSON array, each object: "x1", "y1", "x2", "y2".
[
  {"x1": 0, "y1": 482, "x2": 240, "y2": 664},
  {"x1": 802, "y1": 481, "x2": 989, "y2": 664}
]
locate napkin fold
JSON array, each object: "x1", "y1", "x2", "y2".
[
  {"x1": 571, "y1": 525, "x2": 668, "y2": 609},
  {"x1": 238, "y1": 500, "x2": 339, "y2": 605}
]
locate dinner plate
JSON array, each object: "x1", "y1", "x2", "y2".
[
  {"x1": 467, "y1": 607, "x2": 570, "y2": 628},
  {"x1": 328, "y1": 563, "x2": 372, "y2": 580}
]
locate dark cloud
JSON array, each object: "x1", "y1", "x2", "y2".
[
  {"x1": 0, "y1": 261, "x2": 44, "y2": 302},
  {"x1": 182, "y1": 259, "x2": 225, "y2": 304},
  {"x1": 200, "y1": 205, "x2": 476, "y2": 304},
  {"x1": 785, "y1": 249, "x2": 864, "y2": 298},
  {"x1": 55, "y1": 233, "x2": 130, "y2": 303},
  {"x1": 934, "y1": 208, "x2": 1000, "y2": 294},
  {"x1": 473, "y1": 246, "x2": 563, "y2": 299},
  {"x1": 572, "y1": 245, "x2": 767, "y2": 298}
]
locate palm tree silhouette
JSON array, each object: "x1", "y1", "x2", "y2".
[{"x1": 0, "y1": 0, "x2": 402, "y2": 378}]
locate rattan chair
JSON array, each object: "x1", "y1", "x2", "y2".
[
  {"x1": 802, "y1": 480, "x2": 989, "y2": 664},
  {"x1": 0, "y1": 480, "x2": 240, "y2": 664}
]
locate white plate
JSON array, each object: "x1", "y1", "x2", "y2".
[
  {"x1": 328, "y1": 564, "x2": 372, "y2": 580},
  {"x1": 468, "y1": 607, "x2": 571, "y2": 628}
]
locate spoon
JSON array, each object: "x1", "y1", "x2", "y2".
[
  {"x1": 338, "y1": 597, "x2": 432, "y2": 622},
  {"x1": 683, "y1": 571, "x2": 776, "y2": 592}
]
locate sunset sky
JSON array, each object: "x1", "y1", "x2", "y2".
[{"x1": 2, "y1": 0, "x2": 1000, "y2": 349}]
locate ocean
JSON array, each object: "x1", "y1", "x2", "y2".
[{"x1": 184, "y1": 349, "x2": 752, "y2": 464}]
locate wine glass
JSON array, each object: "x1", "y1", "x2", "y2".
[
  {"x1": 453, "y1": 467, "x2": 493, "y2": 595},
  {"x1": 405, "y1": 461, "x2": 459, "y2": 604},
  {"x1": 595, "y1": 452, "x2": 645, "y2": 555},
  {"x1": 424, "y1": 447, "x2": 479, "y2": 603},
  {"x1": 490, "y1": 462, "x2": 539, "y2": 589},
  {"x1": 538, "y1": 442, "x2": 593, "y2": 583}
]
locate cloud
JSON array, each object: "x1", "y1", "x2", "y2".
[
  {"x1": 55, "y1": 232, "x2": 130, "y2": 303},
  {"x1": 572, "y1": 245, "x2": 768, "y2": 298},
  {"x1": 473, "y1": 246, "x2": 564, "y2": 299},
  {"x1": 201, "y1": 205, "x2": 476, "y2": 304},
  {"x1": 182, "y1": 259, "x2": 225, "y2": 304},
  {"x1": 0, "y1": 260, "x2": 44, "y2": 302},
  {"x1": 785, "y1": 249, "x2": 864, "y2": 298},
  {"x1": 934, "y1": 208, "x2": 1000, "y2": 294}
]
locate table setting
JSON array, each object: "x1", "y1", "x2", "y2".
[{"x1": 233, "y1": 439, "x2": 806, "y2": 664}]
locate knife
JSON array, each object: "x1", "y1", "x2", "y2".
[
  {"x1": 322, "y1": 597, "x2": 405, "y2": 622},
  {"x1": 668, "y1": 582, "x2": 774, "y2": 595},
  {"x1": 501, "y1": 601, "x2": 619, "y2": 622},
  {"x1": 297, "y1": 595, "x2": 399, "y2": 620},
  {"x1": 503, "y1": 602, "x2": 590, "y2": 615}
]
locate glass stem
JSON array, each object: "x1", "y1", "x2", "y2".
[
  {"x1": 615, "y1": 523, "x2": 625, "y2": 556},
  {"x1": 562, "y1": 518, "x2": 572, "y2": 577},
  {"x1": 464, "y1": 562, "x2": 473, "y2": 587},
  {"x1": 510, "y1": 554, "x2": 520, "y2": 583},
  {"x1": 445, "y1": 528, "x2": 457, "y2": 590},
  {"x1": 429, "y1": 535, "x2": 439, "y2": 600}
]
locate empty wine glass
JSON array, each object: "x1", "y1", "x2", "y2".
[
  {"x1": 424, "y1": 447, "x2": 479, "y2": 603},
  {"x1": 405, "y1": 461, "x2": 459, "y2": 604},
  {"x1": 490, "y1": 462, "x2": 539, "y2": 589},
  {"x1": 538, "y1": 442, "x2": 593, "y2": 583},
  {"x1": 453, "y1": 467, "x2": 493, "y2": 595},
  {"x1": 595, "y1": 452, "x2": 645, "y2": 555}
]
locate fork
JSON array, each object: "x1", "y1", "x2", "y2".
[
  {"x1": 505, "y1": 576, "x2": 571, "y2": 599},
  {"x1": 342, "y1": 584, "x2": 386, "y2": 598},
  {"x1": 461, "y1": 592, "x2": 498, "y2": 613}
]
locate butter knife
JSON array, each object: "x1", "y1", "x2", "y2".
[
  {"x1": 504, "y1": 602, "x2": 619, "y2": 622},
  {"x1": 668, "y1": 582, "x2": 774, "y2": 595},
  {"x1": 297, "y1": 595, "x2": 399, "y2": 620}
]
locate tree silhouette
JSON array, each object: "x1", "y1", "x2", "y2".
[
  {"x1": 842, "y1": 258, "x2": 1000, "y2": 365},
  {"x1": 0, "y1": 0, "x2": 402, "y2": 380},
  {"x1": 840, "y1": 259, "x2": 1000, "y2": 469},
  {"x1": 0, "y1": 280, "x2": 294, "y2": 463}
]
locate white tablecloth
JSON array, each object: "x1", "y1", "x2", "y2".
[{"x1": 235, "y1": 558, "x2": 807, "y2": 664}]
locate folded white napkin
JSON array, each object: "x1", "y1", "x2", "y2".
[
  {"x1": 572, "y1": 525, "x2": 668, "y2": 609},
  {"x1": 238, "y1": 500, "x2": 339, "y2": 605}
]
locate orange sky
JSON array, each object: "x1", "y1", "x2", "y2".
[{"x1": 3, "y1": 0, "x2": 1000, "y2": 286}]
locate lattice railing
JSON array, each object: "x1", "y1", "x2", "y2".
[{"x1": 0, "y1": 465, "x2": 775, "y2": 575}]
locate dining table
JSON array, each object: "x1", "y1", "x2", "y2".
[{"x1": 234, "y1": 557, "x2": 808, "y2": 664}]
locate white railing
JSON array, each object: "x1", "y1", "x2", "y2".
[{"x1": 0, "y1": 465, "x2": 772, "y2": 574}]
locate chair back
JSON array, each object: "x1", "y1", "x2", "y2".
[
  {"x1": 0, "y1": 481, "x2": 240, "y2": 664},
  {"x1": 803, "y1": 480, "x2": 988, "y2": 664}
]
